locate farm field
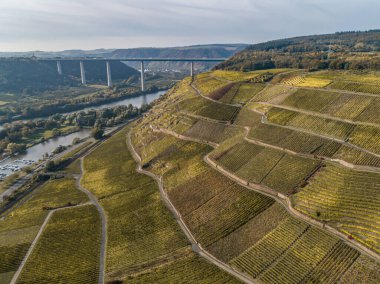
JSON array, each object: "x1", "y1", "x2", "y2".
[
  {"x1": 3, "y1": 67, "x2": 380, "y2": 284},
  {"x1": 267, "y1": 107, "x2": 355, "y2": 140},
  {"x1": 193, "y1": 74, "x2": 229, "y2": 96},
  {"x1": 251, "y1": 84, "x2": 293, "y2": 103},
  {"x1": 133, "y1": 121, "x2": 377, "y2": 283},
  {"x1": 280, "y1": 88, "x2": 379, "y2": 122},
  {"x1": 82, "y1": 127, "x2": 191, "y2": 280},
  {"x1": 329, "y1": 81, "x2": 380, "y2": 95},
  {"x1": 178, "y1": 96, "x2": 240, "y2": 122},
  {"x1": 0, "y1": 177, "x2": 88, "y2": 283},
  {"x1": 234, "y1": 107, "x2": 262, "y2": 127},
  {"x1": 129, "y1": 69, "x2": 380, "y2": 283},
  {"x1": 213, "y1": 140, "x2": 319, "y2": 194},
  {"x1": 356, "y1": 97, "x2": 380, "y2": 124},
  {"x1": 248, "y1": 122, "x2": 380, "y2": 167},
  {"x1": 17, "y1": 205, "x2": 101, "y2": 284},
  {"x1": 349, "y1": 125, "x2": 380, "y2": 155},
  {"x1": 134, "y1": 133, "x2": 275, "y2": 246},
  {"x1": 254, "y1": 123, "x2": 341, "y2": 156},
  {"x1": 125, "y1": 248, "x2": 240, "y2": 284},
  {"x1": 333, "y1": 145, "x2": 380, "y2": 167},
  {"x1": 218, "y1": 83, "x2": 266, "y2": 104},
  {"x1": 184, "y1": 119, "x2": 242, "y2": 144},
  {"x1": 211, "y1": 69, "x2": 288, "y2": 82},
  {"x1": 305, "y1": 70, "x2": 380, "y2": 85},
  {"x1": 293, "y1": 165, "x2": 380, "y2": 253},
  {"x1": 281, "y1": 75, "x2": 332, "y2": 87}
]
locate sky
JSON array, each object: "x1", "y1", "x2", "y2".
[{"x1": 0, "y1": 0, "x2": 379, "y2": 51}]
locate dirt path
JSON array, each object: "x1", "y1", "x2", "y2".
[
  {"x1": 265, "y1": 102, "x2": 380, "y2": 128},
  {"x1": 261, "y1": 113, "x2": 380, "y2": 159},
  {"x1": 150, "y1": 126, "x2": 380, "y2": 263},
  {"x1": 9, "y1": 202, "x2": 91, "y2": 284},
  {"x1": 190, "y1": 81, "x2": 241, "y2": 107},
  {"x1": 78, "y1": 158, "x2": 107, "y2": 284},
  {"x1": 126, "y1": 131, "x2": 255, "y2": 284}
]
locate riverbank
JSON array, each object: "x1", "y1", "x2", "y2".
[
  {"x1": 0, "y1": 89, "x2": 168, "y2": 180},
  {"x1": 1, "y1": 88, "x2": 168, "y2": 125}
]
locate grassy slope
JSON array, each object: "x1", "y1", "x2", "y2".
[
  {"x1": 0, "y1": 178, "x2": 88, "y2": 282},
  {"x1": 130, "y1": 70, "x2": 380, "y2": 283},
  {"x1": 81, "y1": 127, "x2": 240, "y2": 283},
  {"x1": 17, "y1": 205, "x2": 101, "y2": 284}
]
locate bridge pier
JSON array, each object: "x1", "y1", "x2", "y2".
[
  {"x1": 57, "y1": 61, "x2": 62, "y2": 75},
  {"x1": 106, "y1": 61, "x2": 112, "y2": 88},
  {"x1": 140, "y1": 61, "x2": 145, "y2": 91},
  {"x1": 190, "y1": 61, "x2": 194, "y2": 78},
  {"x1": 80, "y1": 61, "x2": 86, "y2": 86}
]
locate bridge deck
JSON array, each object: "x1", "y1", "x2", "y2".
[{"x1": 37, "y1": 58, "x2": 227, "y2": 62}]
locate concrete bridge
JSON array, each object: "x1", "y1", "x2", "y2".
[{"x1": 42, "y1": 58, "x2": 227, "y2": 91}]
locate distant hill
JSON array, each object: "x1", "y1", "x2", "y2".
[
  {"x1": 0, "y1": 49, "x2": 114, "y2": 59},
  {"x1": 107, "y1": 44, "x2": 248, "y2": 71},
  {"x1": 0, "y1": 59, "x2": 138, "y2": 93},
  {"x1": 216, "y1": 30, "x2": 380, "y2": 71}
]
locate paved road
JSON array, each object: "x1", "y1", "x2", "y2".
[{"x1": 126, "y1": 132, "x2": 255, "y2": 284}]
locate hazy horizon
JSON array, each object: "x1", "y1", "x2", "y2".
[{"x1": 1, "y1": 0, "x2": 380, "y2": 52}]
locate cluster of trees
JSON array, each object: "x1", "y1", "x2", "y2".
[
  {"x1": 66, "y1": 104, "x2": 150, "y2": 128},
  {"x1": 0, "y1": 103, "x2": 151, "y2": 155},
  {"x1": 0, "y1": 118, "x2": 68, "y2": 155},
  {"x1": 0, "y1": 85, "x2": 154, "y2": 123},
  {"x1": 216, "y1": 30, "x2": 380, "y2": 71}
]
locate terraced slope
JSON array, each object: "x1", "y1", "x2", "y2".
[
  {"x1": 212, "y1": 140, "x2": 319, "y2": 195},
  {"x1": 130, "y1": 69, "x2": 380, "y2": 283},
  {"x1": 82, "y1": 127, "x2": 240, "y2": 283},
  {"x1": 178, "y1": 96, "x2": 240, "y2": 122},
  {"x1": 131, "y1": 123, "x2": 379, "y2": 284},
  {"x1": 3, "y1": 69, "x2": 380, "y2": 284},
  {"x1": 267, "y1": 107, "x2": 355, "y2": 140},
  {"x1": 0, "y1": 178, "x2": 88, "y2": 283},
  {"x1": 17, "y1": 205, "x2": 101, "y2": 284},
  {"x1": 293, "y1": 165, "x2": 380, "y2": 253},
  {"x1": 131, "y1": 131, "x2": 275, "y2": 247}
]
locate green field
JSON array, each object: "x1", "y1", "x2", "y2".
[
  {"x1": 218, "y1": 83, "x2": 266, "y2": 104},
  {"x1": 82, "y1": 128, "x2": 188, "y2": 279},
  {"x1": 184, "y1": 119, "x2": 242, "y2": 144},
  {"x1": 214, "y1": 141, "x2": 319, "y2": 194},
  {"x1": 3, "y1": 68, "x2": 380, "y2": 284},
  {"x1": 293, "y1": 165, "x2": 380, "y2": 253},
  {"x1": 0, "y1": 177, "x2": 88, "y2": 282},
  {"x1": 267, "y1": 107, "x2": 355, "y2": 140},
  {"x1": 82, "y1": 127, "x2": 244, "y2": 282},
  {"x1": 126, "y1": 248, "x2": 241, "y2": 284},
  {"x1": 17, "y1": 205, "x2": 101, "y2": 284},
  {"x1": 178, "y1": 96, "x2": 240, "y2": 122}
]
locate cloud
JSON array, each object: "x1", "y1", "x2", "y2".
[{"x1": 0, "y1": 0, "x2": 379, "y2": 51}]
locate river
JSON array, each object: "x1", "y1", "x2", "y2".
[{"x1": 0, "y1": 90, "x2": 166, "y2": 178}]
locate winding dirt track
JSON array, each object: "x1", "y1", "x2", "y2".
[
  {"x1": 78, "y1": 158, "x2": 107, "y2": 284},
  {"x1": 150, "y1": 126, "x2": 380, "y2": 263},
  {"x1": 9, "y1": 202, "x2": 92, "y2": 284},
  {"x1": 126, "y1": 131, "x2": 256, "y2": 284}
]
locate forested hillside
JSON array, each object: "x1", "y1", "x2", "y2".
[
  {"x1": 216, "y1": 30, "x2": 380, "y2": 71},
  {"x1": 0, "y1": 59, "x2": 138, "y2": 94},
  {"x1": 110, "y1": 44, "x2": 247, "y2": 71}
]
